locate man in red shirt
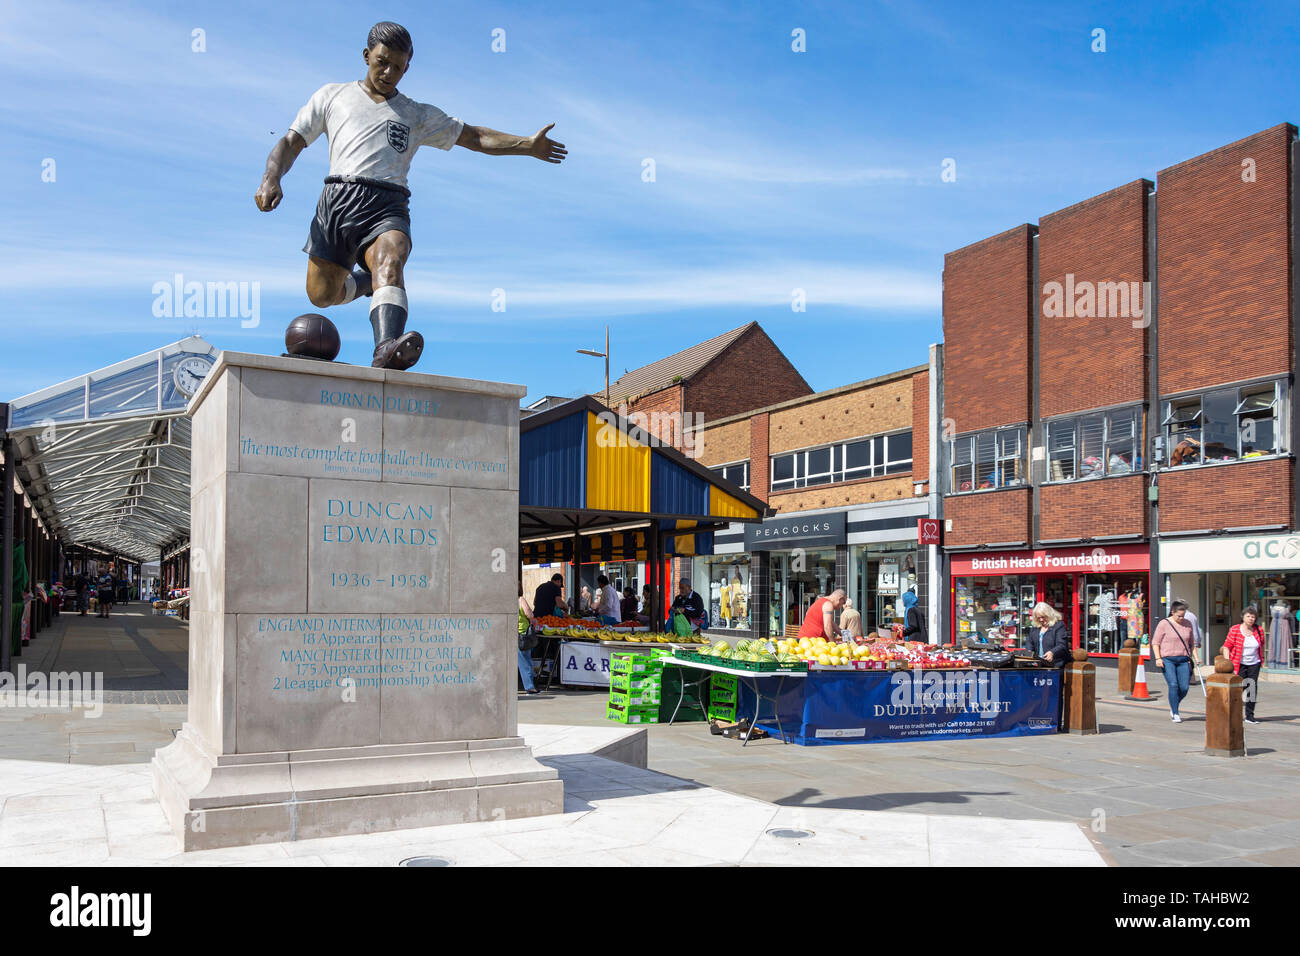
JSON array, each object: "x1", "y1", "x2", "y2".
[{"x1": 799, "y1": 589, "x2": 847, "y2": 640}]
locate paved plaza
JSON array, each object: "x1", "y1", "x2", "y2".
[{"x1": 1, "y1": 607, "x2": 1295, "y2": 866}]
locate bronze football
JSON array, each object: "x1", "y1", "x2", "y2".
[{"x1": 284, "y1": 313, "x2": 341, "y2": 361}]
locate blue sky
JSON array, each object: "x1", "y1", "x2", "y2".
[{"x1": 2, "y1": 0, "x2": 1297, "y2": 404}]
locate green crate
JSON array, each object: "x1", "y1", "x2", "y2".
[
  {"x1": 709, "y1": 685, "x2": 738, "y2": 705},
  {"x1": 606, "y1": 702, "x2": 660, "y2": 724},
  {"x1": 710, "y1": 673, "x2": 737, "y2": 692},
  {"x1": 609, "y1": 688, "x2": 661, "y2": 708},
  {"x1": 610, "y1": 671, "x2": 660, "y2": 693},
  {"x1": 707, "y1": 702, "x2": 738, "y2": 722},
  {"x1": 610, "y1": 652, "x2": 663, "y2": 675}
]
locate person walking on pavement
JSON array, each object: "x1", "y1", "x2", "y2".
[
  {"x1": 96, "y1": 566, "x2": 116, "y2": 619},
  {"x1": 517, "y1": 582, "x2": 540, "y2": 695},
  {"x1": 1153, "y1": 600, "x2": 1198, "y2": 722},
  {"x1": 1222, "y1": 604, "x2": 1266, "y2": 724},
  {"x1": 74, "y1": 573, "x2": 89, "y2": 616}
]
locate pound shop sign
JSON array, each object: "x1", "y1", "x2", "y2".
[{"x1": 560, "y1": 642, "x2": 613, "y2": 687}]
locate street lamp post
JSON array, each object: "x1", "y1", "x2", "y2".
[{"x1": 576, "y1": 325, "x2": 610, "y2": 408}]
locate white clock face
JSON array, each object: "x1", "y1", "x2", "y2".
[{"x1": 173, "y1": 356, "x2": 213, "y2": 397}]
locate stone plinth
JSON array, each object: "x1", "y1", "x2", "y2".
[
  {"x1": 1116, "y1": 638, "x2": 1138, "y2": 695},
  {"x1": 1061, "y1": 649, "x2": 1097, "y2": 735},
  {"x1": 1204, "y1": 658, "x2": 1245, "y2": 757},
  {"x1": 153, "y1": 352, "x2": 561, "y2": 850}
]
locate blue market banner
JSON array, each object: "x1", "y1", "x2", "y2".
[{"x1": 741, "y1": 669, "x2": 1060, "y2": 745}]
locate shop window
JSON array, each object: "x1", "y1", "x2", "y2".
[
  {"x1": 712, "y1": 460, "x2": 750, "y2": 491},
  {"x1": 770, "y1": 430, "x2": 912, "y2": 490},
  {"x1": 1047, "y1": 420, "x2": 1075, "y2": 481},
  {"x1": 1163, "y1": 380, "x2": 1287, "y2": 467},
  {"x1": 691, "y1": 555, "x2": 751, "y2": 630},
  {"x1": 1105, "y1": 409, "x2": 1138, "y2": 474},
  {"x1": 1236, "y1": 387, "x2": 1277, "y2": 457},
  {"x1": 948, "y1": 426, "x2": 1026, "y2": 493},
  {"x1": 1043, "y1": 407, "x2": 1142, "y2": 482},
  {"x1": 885, "y1": 432, "x2": 912, "y2": 474}
]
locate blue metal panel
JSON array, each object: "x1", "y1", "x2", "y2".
[
  {"x1": 519, "y1": 412, "x2": 586, "y2": 509},
  {"x1": 650, "y1": 455, "x2": 709, "y2": 516}
]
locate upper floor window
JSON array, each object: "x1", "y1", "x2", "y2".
[
  {"x1": 1162, "y1": 380, "x2": 1287, "y2": 467},
  {"x1": 770, "y1": 431, "x2": 911, "y2": 492},
  {"x1": 711, "y1": 460, "x2": 750, "y2": 491},
  {"x1": 1044, "y1": 406, "x2": 1142, "y2": 481},
  {"x1": 948, "y1": 426, "x2": 1026, "y2": 493}
]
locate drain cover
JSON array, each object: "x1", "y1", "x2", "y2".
[
  {"x1": 766, "y1": 828, "x2": 815, "y2": 839},
  {"x1": 399, "y1": 856, "x2": 453, "y2": 867}
]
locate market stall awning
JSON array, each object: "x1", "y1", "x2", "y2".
[
  {"x1": 518, "y1": 396, "x2": 768, "y2": 560},
  {"x1": 4, "y1": 337, "x2": 218, "y2": 562}
]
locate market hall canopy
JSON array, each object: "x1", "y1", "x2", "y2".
[
  {"x1": 4, "y1": 336, "x2": 219, "y2": 562},
  {"x1": 518, "y1": 396, "x2": 768, "y2": 563}
]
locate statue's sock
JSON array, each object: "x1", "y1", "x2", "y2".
[
  {"x1": 369, "y1": 287, "x2": 409, "y2": 346},
  {"x1": 340, "y1": 269, "x2": 373, "y2": 304}
]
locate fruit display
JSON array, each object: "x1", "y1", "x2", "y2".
[
  {"x1": 694, "y1": 637, "x2": 803, "y2": 665},
  {"x1": 775, "y1": 636, "x2": 974, "y2": 669},
  {"x1": 540, "y1": 623, "x2": 708, "y2": 644}
]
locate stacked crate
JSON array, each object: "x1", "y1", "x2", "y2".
[
  {"x1": 707, "y1": 673, "x2": 738, "y2": 723},
  {"x1": 606, "y1": 651, "x2": 666, "y2": 724}
]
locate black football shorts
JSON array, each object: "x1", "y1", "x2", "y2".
[{"x1": 303, "y1": 175, "x2": 411, "y2": 271}]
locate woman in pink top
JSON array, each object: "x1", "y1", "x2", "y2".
[{"x1": 1152, "y1": 600, "x2": 1197, "y2": 722}]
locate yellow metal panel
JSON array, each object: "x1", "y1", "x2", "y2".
[
  {"x1": 709, "y1": 485, "x2": 759, "y2": 520},
  {"x1": 586, "y1": 412, "x2": 650, "y2": 512}
]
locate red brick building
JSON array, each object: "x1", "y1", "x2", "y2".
[
  {"x1": 939, "y1": 123, "x2": 1298, "y2": 668},
  {"x1": 599, "y1": 322, "x2": 812, "y2": 450}
]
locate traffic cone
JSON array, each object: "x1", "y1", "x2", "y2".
[{"x1": 1126, "y1": 659, "x2": 1153, "y2": 701}]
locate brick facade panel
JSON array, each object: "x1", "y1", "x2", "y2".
[
  {"x1": 912, "y1": 370, "x2": 930, "y2": 486},
  {"x1": 750, "y1": 413, "x2": 770, "y2": 501},
  {"x1": 1156, "y1": 123, "x2": 1294, "y2": 390},
  {"x1": 686, "y1": 326, "x2": 812, "y2": 424},
  {"x1": 943, "y1": 489, "x2": 1032, "y2": 549},
  {"x1": 943, "y1": 225, "x2": 1035, "y2": 432},
  {"x1": 769, "y1": 378, "x2": 912, "y2": 454},
  {"x1": 1039, "y1": 476, "x2": 1147, "y2": 541},
  {"x1": 768, "y1": 476, "x2": 913, "y2": 514},
  {"x1": 1158, "y1": 459, "x2": 1293, "y2": 533},
  {"x1": 1038, "y1": 180, "x2": 1149, "y2": 418},
  {"x1": 696, "y1": 419, "x2": 749, "y2": 468}
]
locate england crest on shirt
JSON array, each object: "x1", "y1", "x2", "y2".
[{"x1": 387, "y1": 120, "x2": 410, "y2": 153}]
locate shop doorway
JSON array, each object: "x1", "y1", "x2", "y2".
[{"x1": 770, "y1": 549, "x2": 836, "y2": 635}]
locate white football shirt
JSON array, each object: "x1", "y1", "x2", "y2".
[{"x1": 290, "y1": 81, "x2": 463, "y2": 188}]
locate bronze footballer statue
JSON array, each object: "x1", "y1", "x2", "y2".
[{"x1": 255, "y1": 21, "x2": 567, "y2": 370}]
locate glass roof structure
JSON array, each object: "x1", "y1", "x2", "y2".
[{"x1": 4, "y1": 337, "x2": 218, "y2": 562}]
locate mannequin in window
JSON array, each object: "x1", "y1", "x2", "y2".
[
  {"x1": 1269, "y1": 601, "x2": 1293, "y2": 667},
  {"x1": 1098, "y1": 589, "x2": 1118, "y2": 633},
  {"x1": 731, "y1": 572, "x2": 747, "y2": 623}
]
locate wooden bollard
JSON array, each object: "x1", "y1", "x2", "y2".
[
  {"x1": 1205, "y1": 657, "x2": 1244, "y2": 757},
  {"x1": 1117, "y1": 638, "x2": 1138, "y2": 695},
  {"x1": 1061, "y1": 648, "x2": 1097, "y2": 735}
]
